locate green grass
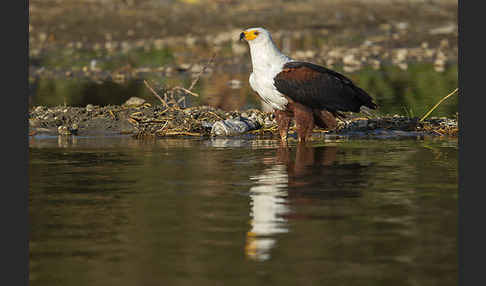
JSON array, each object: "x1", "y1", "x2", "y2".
[
  {"x1": 351, "y1": 63, "x2": 458, "y2": 117},
  {"x1": 36, "y1": 47, "x2": 175, "y2": 71}
]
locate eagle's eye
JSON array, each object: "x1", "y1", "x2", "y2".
[{"x1": 254, "y1": 31, "x2": 260, "y2": 36}]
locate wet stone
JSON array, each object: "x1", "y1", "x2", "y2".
[
  {"x1": 211, "y1": 117, "x2": 261, "y2": 136},
  {"x1": 57, "y1": 125, "x2": 72, "y2": 136},
  {"x1": 123, "y1": 97, "x2": 146, "y2": 107},
  {"x1": 29, "y1": 119, "x2": 40, "y2": 128}
]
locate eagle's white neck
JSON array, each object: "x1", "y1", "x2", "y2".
[{"x1": 248, "y1": 37, "x2": 291, "y2": 74}]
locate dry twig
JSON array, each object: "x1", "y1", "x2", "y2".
[
  {"x1": 188, "y1": 54, "x2": 216, "y2": 91},
  {"x1": 420, "y1": 88, "x2": 459, "y2": 122},
  {"x1": 172, "y1": 86, "x2": 200, "y2": 97},
  {"x1": 144, "y1": 80, "x2": 169, "y2": 108},
  {"x1": 145, "y1": 54, "x2": 216, "y2": 109}
]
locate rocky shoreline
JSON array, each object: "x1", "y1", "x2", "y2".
[
  {"x1": 28, "y1": 103, "x2": 458, "y2": 139},
  {"x1": 29, "y1": 0, "x2": 457, "y2": 84}
]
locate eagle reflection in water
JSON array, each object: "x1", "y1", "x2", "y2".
[{"x1": 245, "y1": 143, "x2": 370, "y2": 261}]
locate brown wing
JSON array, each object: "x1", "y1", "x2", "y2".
[{"x1": 274, "y1": 61, "x2": 377, "y2": 113}]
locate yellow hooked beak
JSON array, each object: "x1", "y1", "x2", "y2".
[{"x1": 239, "y1": 30, "x2": 260, "y2": 41}]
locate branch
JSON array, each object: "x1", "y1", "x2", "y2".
[
  {"x1": 420, "y1": 88, "x2": 459, "y2": 122},
  {"x1": 144, "y1": 80, "x2": 169, "y2": 108},
  {"x1": 188, "y1": 53, "x2": 216, "y2": 91}
]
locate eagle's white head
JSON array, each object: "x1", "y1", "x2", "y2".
[
  {"x1": 240, "y1": 27, "x2": 292, "y2": 74},
  {"x1": 239, "y1": 27, "x2": 273, "y2": 46}
]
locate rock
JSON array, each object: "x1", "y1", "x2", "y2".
[
  {"x1": 227, "y1": 79, "x2": 242, "y2": 89},
  {"x1": 395, "y1": 22, "x2": 409, "y2": 30},
  {"x1": 429, "y1": 24, "x2": 456, "y2": 35},
  {"x1": 398, "y1": 62, "x2": 408, "y2": 70},
  {"x1": 57, "y1": 123, "x2": 79, "y2": 135},
  {"x1": 70, "y1": 123, "x2": 79, "y2": 134},
  {"x1": 370, "y1": 59, "x2": 381, "y2": 70},
  {"x1": 356, "y1": 119, "x2": 368, "y2": 128},
  {"x1": 368, "y1": 121, "x2": 377, "y2": 129},
  {"x1": 201, "y1": 121, "x2": 214, "y2": 129},
  {"x1": 343, "y1": 54, "x2": 357, "y2": 65},
  {"x1": 249, "y1": 113, "x2": 264, "y2": 126},
  {"x1": 86, "y1": 104, "x2": 95, "y2": 112},
  {"x1": 394, "y1": 49, "x2": 408, "y2": 62},
  {"x1": 58, "y1": 125, "x2": 72, "y2": 135},
  {"x1": 34, "y1": 106, "x2": 45, "y2": 113},
  {"x1": 211, "y1": 117, "x2": 261, "y2": 136},
  {"x1": 264, "y1": 117, "x2": 276, "y2": 127},
  {"x1": 123, "y1": 97, "x2": 146, "y2": 106}
]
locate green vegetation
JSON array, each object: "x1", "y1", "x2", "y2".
[
  {"x1": 121, "y1": 47, "x2": 175, "y2": 69},
  {"x1": 31, "y1": 62, "x2": 458, "y2": 120},
  {"x1": 35, "y1": 47, "x2": 175, "y2": 71},
  {"x1": 352, "y1": 63, "x2": 458, "y2": 118},
  {"x1": 40, "y1": 49, "x2": 101, "y2": 70}
]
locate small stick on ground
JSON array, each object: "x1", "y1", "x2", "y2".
[
  {"x1": 108, "y1": 110, "x2": 116, "y2": 120},
  {"x1": 420, "y1": 88, "x2": 459, "y2": 122},
  {"x1": 155, "y1": 121, "x2": 169, "y2": 134},
  {"x1": 206, "y1": 111, "x2": 225, "y2": 120},
  {"x1": 161, "y1": 131, "x2": 202, "y2": 137}
]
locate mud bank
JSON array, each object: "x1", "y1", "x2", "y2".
[{"x1": 28, "y1": 104, "x2": 458, "y2": 139}]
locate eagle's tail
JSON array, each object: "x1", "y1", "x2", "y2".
[{"x1": 353, "y1": 85, "x2": 378, "y2": 110}]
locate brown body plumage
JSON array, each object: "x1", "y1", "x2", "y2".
[{"x1": 273, "y1": 61, "x2": 377, "y2": 142}]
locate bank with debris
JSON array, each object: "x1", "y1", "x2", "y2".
[{"x1": 28, "y1": 103, "x2": 458, "y2": 140}]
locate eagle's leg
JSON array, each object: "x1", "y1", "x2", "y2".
[
  {"x1": 274, "y1": 109, "x2": 292, "y2": 143},
  {"x1": 293, "y1": 102, "x2": 314, "y2": 142},
  {"x1": 313, "y1": 109, "x2": 338, "y2": 131}
]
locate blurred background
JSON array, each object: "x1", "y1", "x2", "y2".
[{"x1": 29, "y1": 0, "x2": 458, "y2": 117}]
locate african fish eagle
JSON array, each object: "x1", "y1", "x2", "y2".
[{"x1": 240, "y1": 27, "x2": 377, "y2": 142}]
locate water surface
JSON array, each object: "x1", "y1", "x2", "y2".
[{"x1": 29, "y1": 136, "x2": 458, "y2": 285}]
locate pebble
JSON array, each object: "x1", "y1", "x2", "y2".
[
  {"x1": 264, "y1": 117, "x2": 276, "y2": 127},
  {"x1": 58, "y1": 125, "x2": 72, "y2": 135},
  {"x1": 70, "y1": 123, "x2": 79, "y2": 133},
  {"x1": 201, "y1": 121, "x2": 213, "y2": 129},
  {"x1": 429, "y1": 24, "x2": 456, "y2": 35},
  {"x1": 398, "y1": 62, "x2": 408, "y2": 70},
  {"x1": 29, "y1": 119, "x2": 40, "y2": 128},
  {"x1": 34, "y1": 106, "x2": 45, "y2": 113},
  {"x1": 227, "y1": 79, "x2": 242, "y2": 89},
  {"x1": 249, "y1": 113, "x2": 264, "y2": 126},
  {"x1": 123, "y1": 97, "x2": 146, "y2": 106},
  {"x1": 357, "y1": 119, "x2": 368, "y2": 128}
]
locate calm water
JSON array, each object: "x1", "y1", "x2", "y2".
[{"x1": 29, "y1": 136, "x2": 458, "y2": 286}]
